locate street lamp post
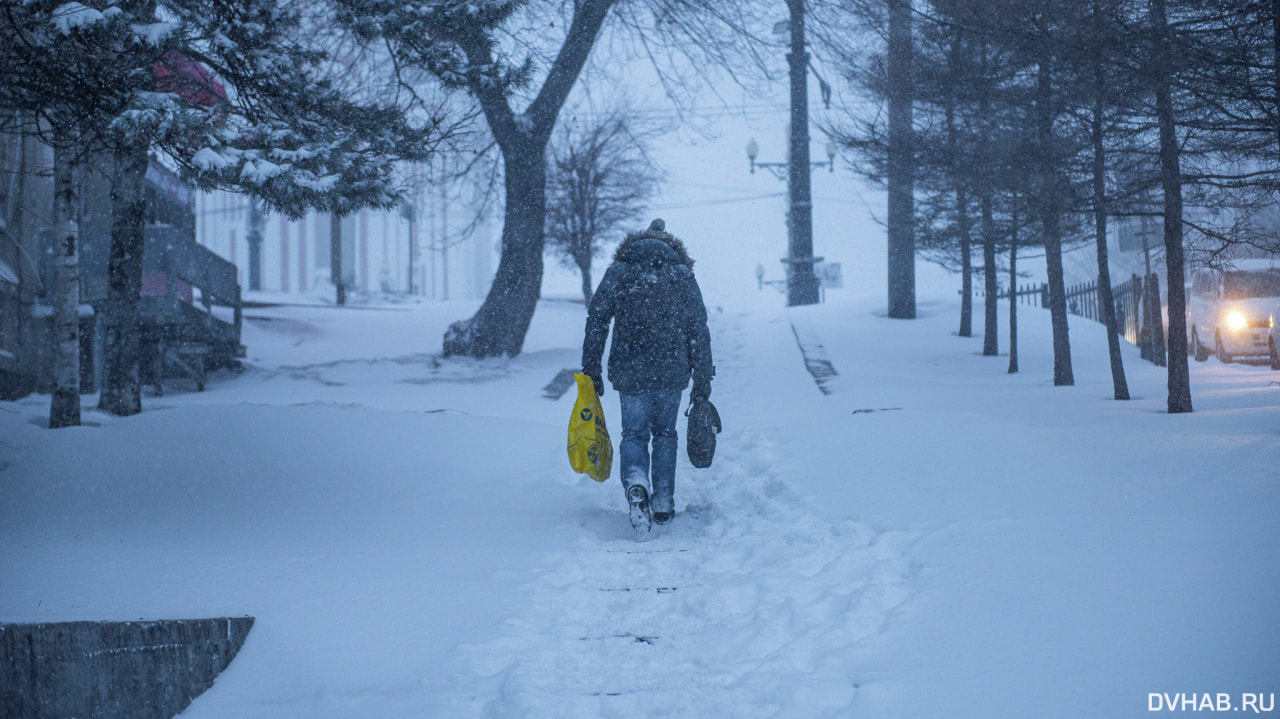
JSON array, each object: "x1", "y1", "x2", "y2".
[
  {"x1": 785, "y1": 0, "x2": 818, "y2": 307},
  {"x1": 747, "y1": 136, "x2": 836, "y2": 303},
  {"x1": 755, "y1": 261, "x2": 789, "y2": 294},
  {"x1": 745, "y1": 0, "x2": 836, "y2": 307},
  {"x1": 748, "y1": 137, "x2": 835, "y2": 178}
]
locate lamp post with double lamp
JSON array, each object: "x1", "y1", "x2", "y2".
[
  {"x1": 742, "y1": 0, "x2": 837, "y2": 307},
  {"x1": 747, "y1": 136, "x2": 836, "y2": 304}
]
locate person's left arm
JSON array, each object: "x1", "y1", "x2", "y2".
[{"x1": 684, "y1": 273, "x2": 714, "y2": 400}]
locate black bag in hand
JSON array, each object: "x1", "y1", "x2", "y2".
[{"x1": 685, "y1": 398, "x2": 722, "y2": 468}]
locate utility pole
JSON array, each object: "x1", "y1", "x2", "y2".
[
  {"x1": 246, "y1": 198, "x2": 263, "y2": 291},
  {"x1": 886, "y1": 0, "x2": 916, "y2": 319},
  {"x1": 786, "y1": 0, "x2": 819, "y2": 306}
]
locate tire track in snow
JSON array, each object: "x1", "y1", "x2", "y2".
[{"x1": 442, "y1": 312, "x2": 917, "y2": 718}]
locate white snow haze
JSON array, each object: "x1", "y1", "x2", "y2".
[{"x1": 3, "y1": 50, "x2": 1278, "y2": 719}]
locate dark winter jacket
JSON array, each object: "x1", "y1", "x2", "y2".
[{"x1": 582, "y1": 221, "x2": 714, "y2": 394}]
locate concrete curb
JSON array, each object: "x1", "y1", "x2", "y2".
[{"x1": 1, "y1": 617, "x2": 254, "y2": 719}]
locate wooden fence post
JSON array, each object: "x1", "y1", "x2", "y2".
[
  {"x1": 1134, "y1": 274, "x2": 1149, "y2": 360},
  {"x1": 1114, "y1": 278, "x2": 1128, "y2": 341}
]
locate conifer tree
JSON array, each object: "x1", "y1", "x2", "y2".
[{"x1": 1, "y1": 0, "x2": 454, "y2": 416}]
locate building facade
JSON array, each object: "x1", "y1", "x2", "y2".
[{"x1": 194, "y1": 174, "x2": 499, "y2": 303}]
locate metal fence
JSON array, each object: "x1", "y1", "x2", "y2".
[{"x1": 981, "y1": 272, "x2": 1166, "y2": 365}]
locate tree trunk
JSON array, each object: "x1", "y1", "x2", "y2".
[
  {"x1": 442, "y1": 0, "x2": 614, "y2": 357},
  {"x1": 1092, "y1": 61, "x2": 1129, "y2": 400},
  {"x1": 886, "y1": 0, "x2": 916, "y2": 319},
  {"x1": 1043, "y1": 211, "x2": 1073, "y2": 386},
  {"x1": 958, "y1": 187, "x2": 972, "y2": 337},
  {"x1": 49, "y1": 135, "x2": 80, "y2": 429},
  {"x1": 1037, "y1": 60, "x2": 1074, "y2": 386},
  {"x1": 949, "y1": 32, "x2": 972, "y2": 339},
  {"x1": 1273, "y1": 0, "x2": 1280, "y2": 159},
  {"x1": 945, "y1": 81, "x2": 971, "y2": 338},
  {"x1": 98, "y1": 141, "x2": 149, "y2": 416},
  {"x1": 1151, "y1": 0, "x2": 1192, "y2": 413},
  {"x1": 443, "y1": 145, "x2": 547, "y2": 357},
  {"x1": 977, "y1": 37, "x2": 997, "y2": 357},
  {"x1": 3, "y1": 123, "x2": 30, "y2": 402},
  {"x1": 578, "y1": 253, "x2": 594, "y2": 306},
  {"x1": 981, "y1": 192, "x2": 998, "y2": 356},
  {"x1": 247, "y1": 198, "x2": 264, "y2": 292},
  {"x1": 330, "y1": 213, "x2": 345, "y2": 305},
  {"x1": 1008, "y1": 200, "x2": 1019, "y2": 374},
  {"x1": 1147, "y1": 272, "x2": 1167, "y2": 366}
]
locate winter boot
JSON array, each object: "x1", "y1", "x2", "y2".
[{"x1": 627, "y1": 484, "x2": 651, "y2": 532}]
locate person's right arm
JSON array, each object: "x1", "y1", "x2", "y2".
[{"x1": 582, "y1": 266, "x2": 619, "y2": 395}]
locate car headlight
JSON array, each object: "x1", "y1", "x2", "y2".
[{"x1": 1226, "y1": 311, "x2": 1249, "y2": 331}]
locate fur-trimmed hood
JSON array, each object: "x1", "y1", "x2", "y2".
[{"x1": 613, "y1": 218, "x2": 694, "y2": 268}]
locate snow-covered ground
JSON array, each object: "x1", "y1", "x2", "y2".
[{"x1": 2, "y1": 286, "x2": 1278, "y2": 718}]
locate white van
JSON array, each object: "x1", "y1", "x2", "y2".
[{"x1": 1187, "y1": 267, "x2": 1280, "y2": 364}]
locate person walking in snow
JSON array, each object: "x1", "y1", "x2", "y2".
[{"x1": 582, "y1": 219, "x2": 714, "y2": 531}]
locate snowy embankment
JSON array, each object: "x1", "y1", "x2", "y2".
[{"x1": 1, "y1": 291, "x2": 1277, "y2": 718}]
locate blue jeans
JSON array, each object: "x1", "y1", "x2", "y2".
[{"x1": 618, "y1": 389, "x2": 682, "y2": 515}]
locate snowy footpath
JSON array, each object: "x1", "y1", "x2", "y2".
[{"x1": 2, "y1": 292, "x2": 1278, "y2": 718}]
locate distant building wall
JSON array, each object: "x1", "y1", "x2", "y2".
[{"x1": 194, "y1": 166, "x2": 500, "y2": 301}]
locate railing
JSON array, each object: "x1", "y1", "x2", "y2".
[
  {"x1": 1002, "y1": 283, "x2": 1047, "y2": 307},
  {"x1": 1065, "y1": 280, "x2": 1101, "y2": 322},
  {"x1": 141, "y1": 226, "x2": 242, "y2": 346},
  {"x1": 45, "y1": 226, "x2": 242, "y2": 340},
  {"x1": 979, "y1": 273, "x2": 1166, "y2": 365},
  {"x1": 1110, "y1": 276, "x2": 1143, "y2": 347},
  {"x1": 37, "y1": 225, "x2": 244, "y2": 391}
]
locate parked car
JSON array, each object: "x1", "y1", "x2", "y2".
[{"x1": 1186, "y1": 266, "x2": 1280, "y2": 365}]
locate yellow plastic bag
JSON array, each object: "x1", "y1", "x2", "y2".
[{"x1": 567, "y1": 373, "x2": 613, "y2": 482}]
